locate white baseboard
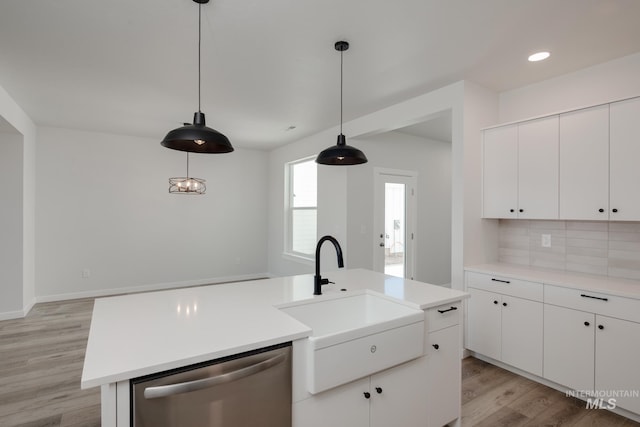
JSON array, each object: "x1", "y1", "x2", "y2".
[
  {"x1": 0, "y1": 298, "x2": 37, "y2": 321},
  {"x1": 0, "y1": 309, "x2": 25, "y2": 321},
  {"x1": 33, "y1": 272, "x2": 271, "y2": 304}
]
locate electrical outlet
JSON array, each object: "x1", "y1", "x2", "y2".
[{"x1": 541, "y1": 234, "x2": 552, "y2": 248}]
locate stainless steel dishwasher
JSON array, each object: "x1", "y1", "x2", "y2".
[{"x1": 131, "y1": 343, "x2": 292, "y2": 427}]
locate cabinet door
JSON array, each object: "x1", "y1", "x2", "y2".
[
  {"x1": 518, "y1": 116, "x2": 559, "y2": 219},
  {"x1": 559, "y1": 105, "x2": 609, "y2": 220},
  {"x1": 483, "y1": 124, "x2": 518, "y2": 218},
  {"x1": 595, "y1": 315, "x2": 640, "y2": 414},
  {"x1": 543, "y1": 304, "x2": 594, "y2": 391},
  {"x1": 466, "y1": 288, "x2": 501, "y2": 360},
  {"x1": 610, "y1": 97, "x2": 640, "y2": 221},
  {"x1": 501, "y1": 296, "x2": 543, "y2": 376},
  {"x1": 370, "y1": 357, "x2": 428, "y2": 427},
  {"x1": 425, "y1": 325, "x2": 461, "y2": 427},
  {"x1": 292, "y1": 377, "x2": 369, "y2": 427}
]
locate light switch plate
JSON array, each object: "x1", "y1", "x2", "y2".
[{"x1": 541, "y1": 234, "x2": 551, "y2": 248}]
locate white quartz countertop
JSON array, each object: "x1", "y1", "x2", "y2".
[
  {"x1": 466, "y1": 263, "x2": 640, "y2": 300},
  {"x1": 81, "y1": 269, "x2": 468, "y2": 389}
]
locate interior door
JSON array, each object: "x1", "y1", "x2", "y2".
[{"x1": 373, "y1": 168, "x2": 417, "y2": 279}]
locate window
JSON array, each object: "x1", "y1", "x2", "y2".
[{"x1": 286, "y1": 158, "x2": 317, "y2": 258}]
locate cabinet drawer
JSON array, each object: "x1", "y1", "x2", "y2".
[
  {"x1": 466, "y1": 272, "x2": 543, "y2": 301},
  {"x1": 310, "y1": 321, "x2": 424, "y2": 394},
  {"x1": 545, "y1": 285, "x2": 640, "y2": 323},
  {"x1": 426, "y1": 301, "x2": 461, "y2": 332}
]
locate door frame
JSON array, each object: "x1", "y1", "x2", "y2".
[{"x1": 373, "y1": 168, "x2": 418, "y2": 280}]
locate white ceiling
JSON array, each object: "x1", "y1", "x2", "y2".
[{"x1": 1, "y1": 0, "x2": 639, "y2": 149}]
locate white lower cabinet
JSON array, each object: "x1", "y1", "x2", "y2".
[
  {"x1": 426, "y1": 325, "x2": 460, "y2": 427},
  {"x1": 466, "y1": 268, "x2": 640, "y2": 418},
  {"x1": 466, "y1": 287, "x2": 543, "y2": 376},
  {"x1": 293, "y1": 300, "x2": 464, "y2": 427},
  {"x1": 293, "y1": 376, "x2": 370, "y2": 427},
  {"x1": 292, "y1": 357, "x2": 427, "y2": 427},
  {"x1": 466, "y1": 287, "x2": 501, "y2": 360},
  {"x1": 370, "y1": 357, "x2": 428, "y2": 427},
  {"x1": 544, "y1": 305, "x2": 640, "y2": 414},
  {"x1": 543, "y1": 304, "x2": 595, "y2": 391},
  {"x1": 595, "y1": 315, "x2": 640, "y2": 414}
]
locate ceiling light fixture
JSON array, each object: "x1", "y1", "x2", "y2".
[
  {"x1": 161, "y1": 0, "x2": 234, "y2": 154},
  {"x1": 528, "y1": 51, "x2": 550, "y2": 62},
  {"x1": 316, "y1": 41, "x2": 368, "y2": 166},
  {"x1": 169, "y1": 152, "x2": 206, "y2": 195}
]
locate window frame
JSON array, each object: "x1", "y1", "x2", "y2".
[{"x1": 284, "y1": 156, "x2": 317, "y2": 262}]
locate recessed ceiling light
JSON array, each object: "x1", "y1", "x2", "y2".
[{"x1": 528, "y1": 51, "x2": 550, "y2": 62}]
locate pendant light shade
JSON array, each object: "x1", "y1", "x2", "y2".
[
  {"x1": 316, "y1": 134, "x2": 368, "y2": 165},
  {"x1": 161, "y1": 0, "x2": 233, "y2": 154},
  {"x1": 161, "y1": 112, "x2": 233, "y2": 153},
  {"x1": 316, "y1": 41, "x2": 367, "y2": 166}
]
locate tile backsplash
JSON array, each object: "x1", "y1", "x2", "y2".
[{"x1": 498, "y1": 219, "x2": 640, "y2": 280}]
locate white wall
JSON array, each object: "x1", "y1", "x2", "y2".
[
  {"x1": 0, "y1": 84, "x2": 36, "y2": 319},
  {"x1": 461, "y1": 81, "x2": 500, "y2": 273},
  {"x1": 346, "y1": 131, "x2": 452, "y2": 285},
  {"x1": 35, "y1": 126, "x2": 269, "y2": 300},
  {"x1": 268, "y1": 81, "x2": 499, "y2": 290},
  {"x1": 0, "y1": 132, "x2": 23, "y2": 314},
  {"x1": 499, "y1": 52, "x2": 640, "y2": 123},
  {"x1": 267, "y1": 128, "x2": 348, "y2": 278}
]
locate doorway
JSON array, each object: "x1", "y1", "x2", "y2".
[{"x1": 373, "y1": 169, "x2": 417, "y2": 279}]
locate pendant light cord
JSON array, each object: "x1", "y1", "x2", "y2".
[
  {"x1": 340, "y1": 48, "x2": 343, "y2": 135},
  {"x1": 198, "y1": 3, "x2": 202, "y2": 113}
]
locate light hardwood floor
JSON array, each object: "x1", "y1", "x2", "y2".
[
  {"x1": 461, "y1": 357, "x2": 639, "y2": 426},
  {"x1": 0, "y1": 299, "x2": 100, "y2": 427},
  {"x1": 1, "y1": 298, "x2": 639, "y2": 426}
]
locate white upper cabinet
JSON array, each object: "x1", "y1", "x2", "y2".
[
  {"x1": 518, "y1": 116, "x2": 559, "y2": 219},
  {"x1": 610, "y1": 97, "x2": 640, "y2": 221},
  {"x1": 484, "y1": 96, "x2": 640, "y2": 221},
  {"x1": 483, "y1": 124, "x2": 518, "y2": 218},
  {"x1": 559, "y1": 104, "x2": 610, "y2": 220},
  {"x1": 482, "y1": 117, "x2": 559, "y2": 219}
]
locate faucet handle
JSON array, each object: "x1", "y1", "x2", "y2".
[{"x1": 320, "y1": 278, "x2": 330, "y2": 285}]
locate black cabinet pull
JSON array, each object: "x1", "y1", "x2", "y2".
[
  {"x1": 599, "y1": 208, "x2": 605, "y2": 213},
  {"x1": 493, "y1": 300, "x2": 499, "y2": 305},
  {"x1": 502, "y1": 302, "x2": 508, "y2": 307},
  {"x1": 432, "y1": 344, "x2": 440, "y2": 350},
  {"x1": 584, "y1": 321, "x2": 590, "y2": 327},
  {"x1": 363, "y1": 392, "x2": 371, "y2": 399},
  {"x1": 375, "y1": 387, "x2": 383, "y2": 394},
  {"x1": 491, "y1": 278, "x2": 511, "y2": 284},
  {"x1": 509, "y1": 209, "x2": 515, "y2": 213},
  {"x1": 612, "y1": 208, "x2": 618, "y2": 213},
  {"x1": 598, "y1": 325, "x2": 604, "y2": 330},
  {"x1": 580, "y1": 294, "x2": 608, "y2": 302},
  {"x1": 519, "y1": 209, "x2": 524, "y2": 213},
  {"x1": 437, "y1": 306, "x2": 458, "y2": 314}
]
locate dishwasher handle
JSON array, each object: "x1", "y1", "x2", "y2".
[{"x1": 144, "y1": 352, "x2": 287, "y2": 399}]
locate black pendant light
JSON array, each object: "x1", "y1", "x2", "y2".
[
  {"x1": 161, "y1": 0, "x2": 233, "y2": 154},
  {"x1": 316, "y1": 41, "x2": 367, "y2": 165}
]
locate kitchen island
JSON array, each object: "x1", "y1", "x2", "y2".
[{"x1": 82, "y1": 268, "x2": 468, "y2": 426}]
